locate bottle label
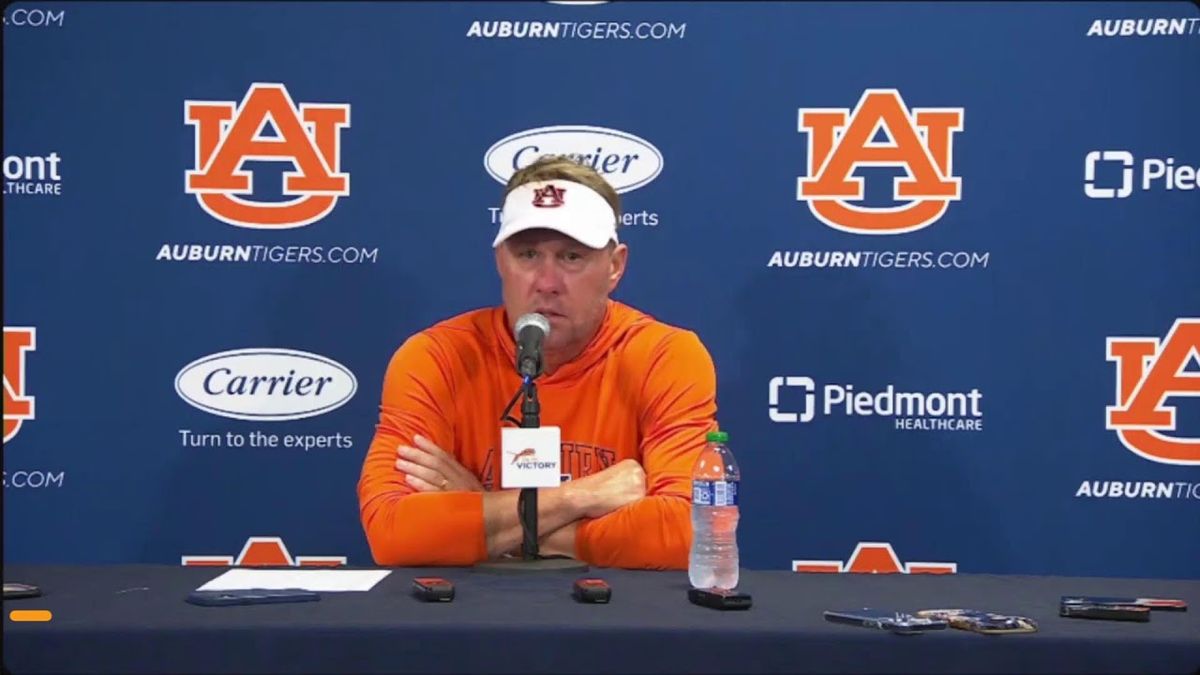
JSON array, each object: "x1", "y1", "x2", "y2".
[{"x1": 693, "y1": 479, "x2": 738, "y2": 507}]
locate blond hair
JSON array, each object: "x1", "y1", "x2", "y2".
[{"x1": 504, "y1": 155, "x2": 622, "y2": 221}]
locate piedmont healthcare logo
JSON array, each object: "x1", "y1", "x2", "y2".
[
  {"x1": 484, "y1": 125, "x2": 664, "y2": 228},
  {"x1": 182, "y1": 536, "x2": 346, "y2": 567},
  {"x1": 3, "y1": 153, "x2": 63, "y2": 196},
  {"x1": 174, "y1": 348, "x2": 358, "y2": 452},
  {"x1": 768, "y1": 376, "x2": 984, "y2": 432},
  {"x1": 793, "y1": 542, "x2": 957, "y2": 574},
  {"x1": 1086, "y1": 17, "x2": 1200, "y2": 37},
  {"x1": 777, "y1": 90, "x2": 988, "y2": 272},
  {"x1": 161, "y1": 83, "x2": 377, "y2": 265},
  {"x1": 1084, "y1": 150, "x2": 1198, "y2": 199}
]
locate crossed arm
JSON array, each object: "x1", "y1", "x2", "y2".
[
  {"x1": 392, "y1": 434, "x2": 648, "y2": 558},
  {"x1": 357, "y1": 330, "x2": 717, "y2": 569}
]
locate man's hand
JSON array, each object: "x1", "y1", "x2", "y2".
[
  {"x1": 395, "y1": 434, "x2": 484, "y2": 493},
  {"x1": 563, "y1": 459, "x2": 647, "y2": 519}
]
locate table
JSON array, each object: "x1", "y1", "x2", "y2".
[{"x1": 3, "y1": 565, "x2": 1198, "y2": 674}]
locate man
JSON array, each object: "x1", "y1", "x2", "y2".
[{"x1": 357, "y1": 156, "x2": 717, "y2": 569}]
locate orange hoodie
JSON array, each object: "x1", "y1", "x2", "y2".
[{"x1": 357, "y1": 300, "x2": 717, "y2": 569}]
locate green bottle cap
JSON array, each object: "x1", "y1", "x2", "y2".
[{"x1": 706, "y1": 431, "x2": 729, "y2": 443}]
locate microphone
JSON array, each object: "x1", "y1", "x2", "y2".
[{"x1": 514, "y1": 313, "x2": 551, "y2": 379}]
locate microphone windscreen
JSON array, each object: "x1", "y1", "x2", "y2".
[{"x1": 514, "y1": 313, "x2": 551, "y2": 340}]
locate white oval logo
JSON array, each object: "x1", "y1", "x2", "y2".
[
  {"x1": 175, "y1": 348, "x2": 358, "y2": 422},
  {"x1": 484, "y1": 125, "x2": 663, "y2": 194}
]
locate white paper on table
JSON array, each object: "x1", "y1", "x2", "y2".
[{"x1": 195, "y1": 569, "x2": 391, "y2": 593}]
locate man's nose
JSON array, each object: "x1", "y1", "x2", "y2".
[{"x1": 531, "y1": 258, "x2": 564, "y2": 295}]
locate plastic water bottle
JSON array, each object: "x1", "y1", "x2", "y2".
[{"x1": 689, "y1": 430, "x2": 740, "y2": 590}]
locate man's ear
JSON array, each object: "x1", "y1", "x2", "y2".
[{"x1": 608, "y1": 243, "x2": 629, "y2": 292}]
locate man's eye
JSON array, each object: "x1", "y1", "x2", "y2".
[
  {"x1": 518, "y1": 250, "x2": 538, "y2": 259},
  {"x1": 562, "y1": 251, "x2": 584, "y2": 262}
]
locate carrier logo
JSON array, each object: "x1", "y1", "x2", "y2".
[
  {"x1": 484, "y1": 125, "x2": 662, "y2": 194},
  {"x1": 769, "y1": 376, "x2": 983, "y2": 431},
  {"x1": 3, "y1": 327, "x2": 37, "y2": 444},
  {"x1": 1106, "y1": 318, "x2": 1200, "y2": 466},
  {"x1": 1084, "y1": 150, "x2": 1197, "y2": 198},
  {"x1": 797, "y1": 89, "x2": 963, "y2": 235},
  {"x1": 175, "y1": 348, "x2": 357, "y2": 422},
  {"x1": 182, "y1": 536, "x2": 346, "y2": 567},
  {"x1": 185, "y1": 83, "x2": 350, "y2": 229},
  {"x1": 793, "y1": 542, "x2": 957, "y2": 574}
]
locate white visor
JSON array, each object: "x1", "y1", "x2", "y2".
[{"x1": 492, "y1": 180, "x2": 619, "y2": 249}]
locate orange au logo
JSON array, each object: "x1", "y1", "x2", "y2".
[
  {"x1": 792, "y1": 541, "x2": 956, "y2": 574},
  {"x1": 182, "y1": 536, "x2": 346, "y2": 567},
  {"x1": 797, "y1": 89, "x2": 963, "y2": 235},
  {"x1": 185, "y1": 83, "x2": 350, "y2": 229},
  {"x1": 3, "y1": 327, "x2": 37, "y2": 444},
  {"x1": 1106, "y1": 318, "x2": 1200, "y2": 466}
]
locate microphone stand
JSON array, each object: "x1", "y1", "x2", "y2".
[
  {"x1": 518, "y1": 377, "x2": 540, "y2": 560},
  {"x1": 475, "y1": 374, "x2": 587, "y2": 574}
]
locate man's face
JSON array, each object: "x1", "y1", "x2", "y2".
[{"x1": 495, "y1": 229, "x2": 627, "y2": 354}]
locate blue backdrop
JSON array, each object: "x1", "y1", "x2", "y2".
[{"x1": 5, "y1": 1, "x2": 1198, "y2": 578}]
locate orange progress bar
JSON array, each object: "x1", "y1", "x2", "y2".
[{"x1": 9, "y1": 610, "x2": 52, "y2": 622}]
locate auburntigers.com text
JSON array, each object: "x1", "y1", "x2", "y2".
[
  {"x1": 768, "y1": 250, "x2": 990, "y2": 269},
  {"x1": 156, "y1": 244, "x2": 379, "y2": 265}
]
